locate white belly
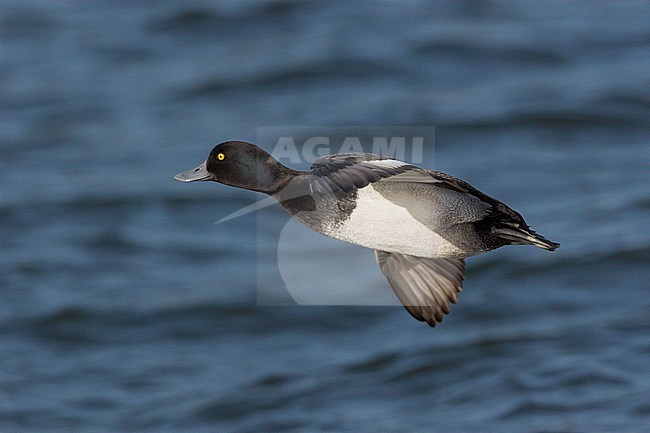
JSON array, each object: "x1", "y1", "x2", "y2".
[{"x1": 321, "y1": 185, "x2": 465, "y2": 258}]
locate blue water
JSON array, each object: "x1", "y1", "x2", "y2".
[{"x1": 2, "y1": 1, "x2": 650, "y2": 432}]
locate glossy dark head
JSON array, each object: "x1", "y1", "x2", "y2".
[{"x1": 174, "y1": 141, "x2": 295, "y2": 194}]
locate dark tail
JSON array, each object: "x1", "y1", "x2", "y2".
[{"x1": 493, "y1": 225, "x2": 560, "y2": 251}]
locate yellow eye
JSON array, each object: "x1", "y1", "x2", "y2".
[{"x1": 217, "y1": 153, "x2": 225, "y2": 161}]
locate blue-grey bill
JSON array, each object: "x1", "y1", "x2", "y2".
[{"x1": 174, "y1": 161, "x2": 212, "y2": 182}]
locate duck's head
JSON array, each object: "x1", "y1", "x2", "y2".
[{"x1": 174, "y1": 141, "x2": 294, "y2": 194}]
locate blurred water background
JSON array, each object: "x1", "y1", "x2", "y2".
[{"x1": 2, "y1": 1, "x2": 650, "y2": 432}]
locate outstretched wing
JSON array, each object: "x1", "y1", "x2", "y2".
[
  {"x1": 375, "y1": 250, "x2": 465, "y2": 327},
  {"x1": 309, "y1": 153, "x2": 439, "y2": 195}
]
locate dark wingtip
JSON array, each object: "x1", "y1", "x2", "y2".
[
  {"x1": 546, "y1": 241, "x2": 560, "y2": 251},
  {"x1": 493, "y1": 226, "x2": 560, "y2": 251},
  {"x1": 531, "y1": 238, "x2": 560, "y2": 251},
  {"x1": 535, "y1": 236, "x2": 560, "y2": 251}
]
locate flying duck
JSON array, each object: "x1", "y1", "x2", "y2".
[{"x1": 174, "y1": 141, "x2": 559, "y2": 327}]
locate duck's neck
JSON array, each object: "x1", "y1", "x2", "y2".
[
  {"x1": 262, "y1": 166, "x2": 303, "y2": 195},
  {"x1": 271, "y1": 173, "x2": 318, "y2": 218},
  {"x1": 244, "y1": 157, "x2": 303, "y2": 196},
  {"x1": 270, "y1": 173, "x2": 312, "y2": 199}
]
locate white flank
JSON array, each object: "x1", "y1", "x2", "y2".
[{"x1": 323, "y1": 185, "x2": 464, "y2": 258}]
